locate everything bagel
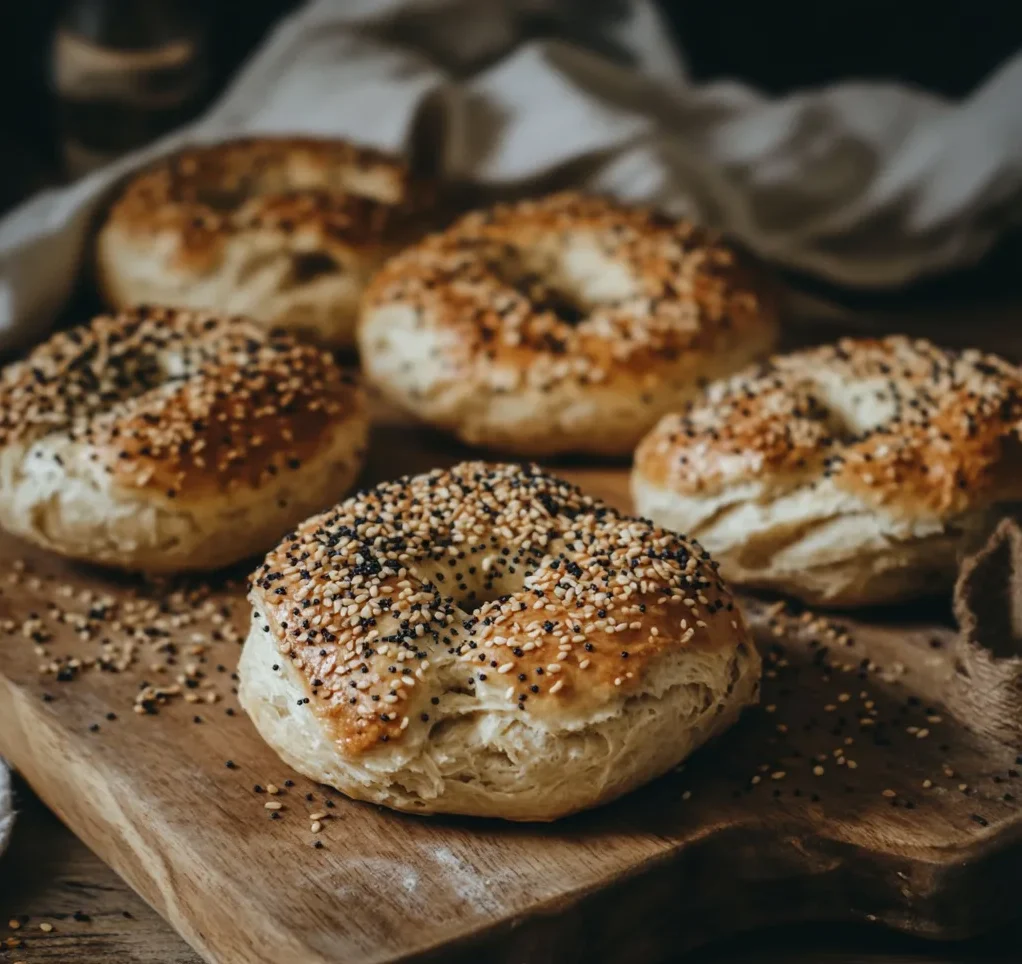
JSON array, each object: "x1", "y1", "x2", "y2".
[
  {"x1": 0, "y1": 306, "x2": 368, "y2": 572},
  {"x1": 97, "y1": 138, "x2": 433, "y2": 347},
  {"x1": 633, "y1": 337, "x2": 1022, "y2": 607},
  {"x1": 359, "y1": 193, "x2": 779, "y2": 457},
  {"x1": 238, "y1": 461, "x2": 760, "y2": 821}
]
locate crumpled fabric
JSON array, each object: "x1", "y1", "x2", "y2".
[
  {"x1": 0, "y1": 762, "x2": 13, "y2": 858},
  {"x1": 1, "y1": 0, "x2": 1021, "y2": 350}
]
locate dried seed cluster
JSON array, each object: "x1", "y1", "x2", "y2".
[
  {"x1": 6, "y1": 911, "x2": 101, "y2": 954},
  {"x1": 251, "y1": 461, "x2": 747, "y2": 754},
  {"x1": 729, "y1": 599, "x2": 1020, "y2": 828},
  {"x1": 5, "y1": 557, "x2": 246, "y2": 714},
  {"x1": 249, "y1": 777, "x2": 338, "y2": 844}
]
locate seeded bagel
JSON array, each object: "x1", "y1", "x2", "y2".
[
  {"x1": 359, "y1": 192, "x2": 779, "y2": 457},
  {"x1": 633, "y1": 337, "x2": 1022, "y2": 607},
  {"x1": 239, "y1": 461, "x2": 760, "y2": 821},
  {"x1": 0, "y1": 306, "x2": 368, "y2": 572},
  {"x1": 97, "y1": 138, "x2": 433, "y2": 348}
]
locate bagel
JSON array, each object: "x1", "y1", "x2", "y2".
[
  {"x1": 0, "y1": 306, "x2": 368, "y2": 572},
  {"x1": 238, "y1": 461, "x2": 760, "y2": 821},
  {"x1": 633, "y1": 337, "x2": 1022, "y2": 607},
  {"x1": 359, "y1": 192, "x2": 779, "y2": 457},
  {"x1": 97, "y1": 138, "x2": 432, "y2": 348}
]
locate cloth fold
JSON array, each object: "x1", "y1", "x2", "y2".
[
  {"x1": 949, "y1": 516, "x2": 1022, "y2": 747},
  {"x1": 1, "y1": 0, "x2": 1021, "y2": 350},
  {"x1": 0, "y1": 762, "x2": 12, "y2": 858}
]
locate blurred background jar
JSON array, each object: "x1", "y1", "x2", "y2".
[{"x1": 50, "y1": 0, "x2": 209, "y2": 178}]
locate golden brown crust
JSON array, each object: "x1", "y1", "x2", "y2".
[
  {"x1": 0, "y1": 306, "x2": 363, "y2": 500},
  {"x1": 635, "y1": 337, "x2": 1022, "y2": 519},
  {"x1": 465, "y1": 565, "x2": 746, "y2": 721},
  {"x1": 249, "y1": 462, "x2": 750, "y2": 756},
  {"x1": 100, "y1": 137, "x2": 432, "y2": 279},
  {"x1": 363, "y1": 192, "x2": 779, "y2": 390}
]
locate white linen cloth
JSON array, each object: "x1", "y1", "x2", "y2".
[
  {"x1": 1, "y1": 0, "x2": 1021, "y2": 350},
  {"x1": 0, "y1": 762, "x2": 12, "y2": 858}
]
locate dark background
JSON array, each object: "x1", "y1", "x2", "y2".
[{"x1": 2, "y1": 0, "x2": 1021, "y2": 303}]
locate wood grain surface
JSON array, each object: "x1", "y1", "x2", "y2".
[
  {"x1": 1, "y1": 421, "x2": 1021, "y2": 964},
  {"x1": 2, "y1": 777, "x2": 1017, "y2": 964}
]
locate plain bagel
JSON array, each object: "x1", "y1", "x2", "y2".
[
  {"x1": 238, "y1": 461, "x2": 760, "y2": 821},
  {"x1": 97, "y1": 137, "x2": 433, "y2": 348},
  {"x1": 359, "y1": 192, "x2": 779, "y2": 457},
  {"x1": 633, "y1": 337, "x2": 1022, "y2": 607},
  {"x1": 0, "y1": 306, "x2": 368, "y2": 572}
]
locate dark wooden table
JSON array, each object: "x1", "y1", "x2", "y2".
[
  {"x1": 1, "y1": 162, "x2": 1021, "y2": 964},
  {"x1": 2, "y1": 310, "x2": 1022, "y2": 964},
  {"x1": 0, "y1": 772, "x2": 1016, "y2": 963}
]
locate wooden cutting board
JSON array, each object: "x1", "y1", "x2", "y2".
[{"x1": 1, "y1": 422, "x2": 1021, "y2": 964}]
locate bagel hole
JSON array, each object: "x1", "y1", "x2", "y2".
[
  {"x1": 290, "y1": 251, "x2": 342, "y2": 283},
  {"x1": 456, "y1": 586, "x2": 512, "y2": 614},
  {"x1": 488, "y1": 259, "x2": 587, "y2": 326},
  {"x1": 525, "y1": 280, "x2": 585, "y2": 326},
  {"x1": 194, "y1": 186, "x2": 249, "y2": 211},
  {"x1": 811, "y1": 380, "x2": 900, "y2": 441}
]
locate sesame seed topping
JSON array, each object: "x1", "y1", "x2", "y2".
[
  {"x1": 107, "y1": 138, "x2": 429, "y2": 301},
  {"x1": 638, "y1": 336, "x2": 1022, "y2": 530},
  {"x1": 0, "y1": 305, "x2": 362, "y2": 502},
  {"x1": 363, "y1": 192, "x2": 777, "y2": 455},
  {"x1": 251, "y1": 461, "x2": 743, "y2": 753}
]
